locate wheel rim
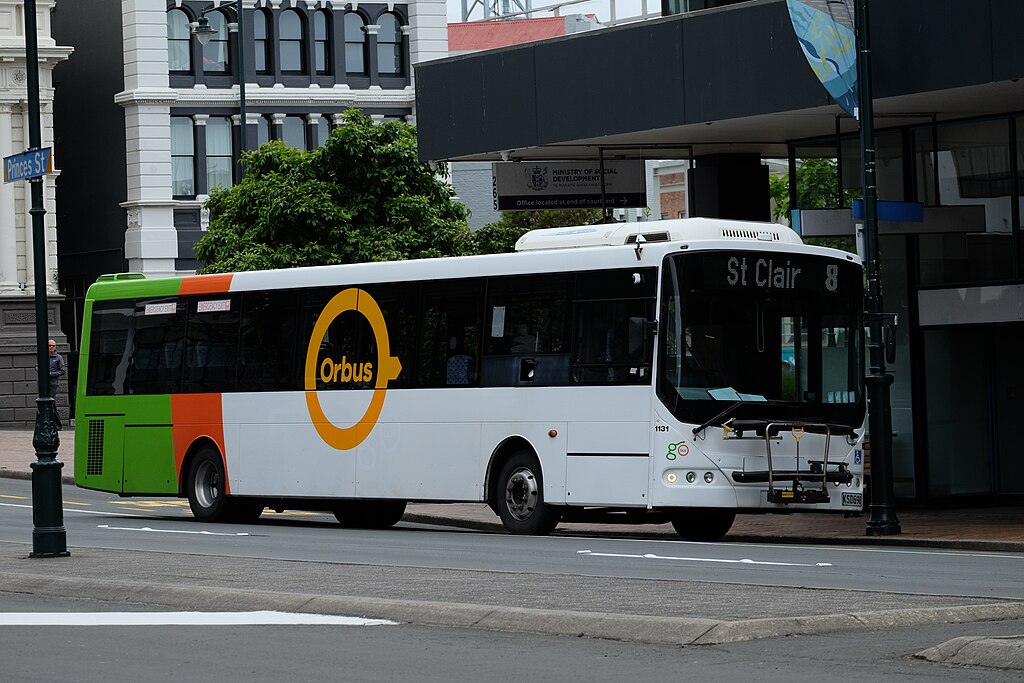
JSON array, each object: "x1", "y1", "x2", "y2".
[
  {"x1": 194, "y1": 460, "x2": 221, "y2": 510},
  {"x1": 504, "y1": 466, "x2": 538, "y2": 521}
]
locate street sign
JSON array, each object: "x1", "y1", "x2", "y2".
[
  {"x1": 493, "y1": 160, "x2": 646, "y2": 211},
  {"x1": 3, "y1": 147, "x2": 52, "y2": 183}
]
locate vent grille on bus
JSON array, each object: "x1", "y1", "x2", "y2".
[
  {"x1": 87, "y1": 420, "x2": 104, "y2": 476},
  {"x1": 624, "y1": 231, "x2": 671, "y2": 244},
  {"x1": 721, "y1": 228, "x2": 781, "y2": 241}
]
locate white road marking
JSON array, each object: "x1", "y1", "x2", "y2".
[
  {"x1": 0, "y1": 611, "x2": 396, "y2": 627},
  {"x1": 577, "y1": 549, "x2": 832, "y2": 568},
  {"x1": 97, "y1": 524, "x2": 249, "y2": 537}
]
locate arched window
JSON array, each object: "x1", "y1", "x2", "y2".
[
  {"x1": 314, "y1": 10, "x2": 331, "y2": 74},
  {"x1": 344, "y1": 13, "x2": 367, "y2": 75},
  {"x1": 202, "y1": 11, "x2": 230, "y2": 73},
  {"x1": 166, "y1": 9, "x2": 192, "y2": 72},
  {"x1": 280, "y1": 9, "x2": 306, "y2": 73},
  {"x1": 377, "y1": 13, "x2": 403, "y2": 76},
  {"x1": 282, "y1": 116, "x2": 306, "y2": 150},
  {"x1": 253, "y1": 9, "x2": 271, "y2": 74},
  {"x1": 256, "y1": 116, "x2": 271, "y2": 146}
]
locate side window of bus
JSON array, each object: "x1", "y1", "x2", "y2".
[
  {"x1": 482, "y1": 274, "x2": 571, "y2": 387},
  {"x1": 130, "y1": 298, "x2": 185, "y2": 394},
  {"x1": 417, "y1": 279, "x2": 484, "y2": 387},
  {"x1": 302, "y1": 287, "x2": 360, "y2": 390},
  {"x1": 572, "y1": 268, "x2": 657, "y2": 385},
  {"x1": 183, "y1": 294, "x2": 240, "y2": 393},
  {"x1": 237, "y1": 290, "x2": 300, "y2": 392},
  {"x1": 361, "y1": 283, "x2": 418, "y2": 389},
  {"x1": 86, "y1": 301, "x2": 135, "y2": 396}
]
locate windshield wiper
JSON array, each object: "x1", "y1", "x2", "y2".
[{"x1": 692, "y1": 400, "x2": 745, "y2": 436}]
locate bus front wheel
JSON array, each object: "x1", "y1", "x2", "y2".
[
  {"x1": 187, "y1": 447, "x2": 233, "y2": 523},
  {"x1": 496, "y1": 451, "x2": 560, "y2": 535},
  {"x1": 669, "y1": 508, "x2": 736, "y2": 542}
]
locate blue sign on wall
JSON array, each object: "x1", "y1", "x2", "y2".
[{"x1": 3, "y1": 147, "x2": 52, "y2": 183}]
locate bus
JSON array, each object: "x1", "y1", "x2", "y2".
[{"x1": 74, "y1": 217, "x2": 866, "y2": 541}]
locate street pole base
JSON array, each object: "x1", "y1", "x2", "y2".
[
  {"x1": 29, "y1": 527, "x2": 70, "y2": 558},
  {"x1": 865, "y1": 519, "x2": 902, "y2": 536}
]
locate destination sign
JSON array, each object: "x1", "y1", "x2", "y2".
[{"x1": 677, "y1": 251, "x2": 861, "y2": 298}]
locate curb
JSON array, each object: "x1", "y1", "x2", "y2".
[
  {"x1": 4, "y1": 470, "x2": 1024, "y2": 553},
  {"x1": 916, "y1": 635, "x2": 1024, "y2": 670},
  {"x1": 2, "y1": 571, "x2": 1023, "y2": 647}
]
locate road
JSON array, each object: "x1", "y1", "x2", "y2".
[{"x1": 4, "y1": 592, "x2": 1024, "y2": 682}]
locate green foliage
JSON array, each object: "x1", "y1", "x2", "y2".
[
  {"x1": 195, "y1": 110, "x2": 472, "y2": 273},
  {"x1": 768, "y1": 158, "x2": 856, "y2": 254},
  {"x1": 470, "y1": 209, "x2": 604, "y2": 254}
]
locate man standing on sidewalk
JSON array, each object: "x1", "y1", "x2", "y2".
[{"x1": 48, "y1": 339, "x2": 66, "y2": 431}]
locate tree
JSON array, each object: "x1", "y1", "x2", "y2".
[
  {"x1": 768, "y1": 158, "x2": 856, "y2": 253},
  {"x1": 194, "y1": 110, "x2": 472, "y2": 273},
  {"x1": 469, "y1": 209, "x2": 604, "y2": 254}
]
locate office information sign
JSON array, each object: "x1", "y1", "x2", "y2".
[
  {"x1": 3, "y1": 147, "x2": 52, "y2": 183},
  {"x1": 493, "y1": 160, "x2": 646, "y2": 211}
]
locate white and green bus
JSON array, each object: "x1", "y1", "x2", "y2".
[{"x1": 74, "y1": 218, "x2": 866, "y2": 541}]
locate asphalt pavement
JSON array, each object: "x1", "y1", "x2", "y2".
[{"x1": 2, "y1": 425, "x2": 1024, "y2": 668}]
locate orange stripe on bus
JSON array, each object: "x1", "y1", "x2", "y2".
[
  {"x1": 179, "y1": 273, "x2": 234, "y2": 296},
  {"x1": 171, "y1": 393, "x2": 230, "y2": 495}
]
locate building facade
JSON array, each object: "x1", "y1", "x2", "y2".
[
  {"x1": 414, "y1": 0, "x2": 1024, "y2": 504},
  {"x1": 0, "y1": 0, "x2": 72, "y2": 426}
]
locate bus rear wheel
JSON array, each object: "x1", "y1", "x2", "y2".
[
  {"x1": 496, "y1": 451, "x2": 560, "y2": 535},
  {"x1": 333, "y1": 501, "x2": 407, "y2": 529},
  {"x1": 669, "y1": 508, "x2": 736, "y2": 542}
]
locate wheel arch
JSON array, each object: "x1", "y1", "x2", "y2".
[{"x1": 484, "y1": 435, "x2": 539, "y2": 513}]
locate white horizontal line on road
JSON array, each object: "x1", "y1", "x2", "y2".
[
  {"x1": 0, "y1": 610, "x2": 397, "y2": 627},
  {"x1": 577, "y1": 549, "x2": 832, "y2": 568},
  {"x1": 97, "y1": 524, "x2": 248, "y2": 537}
]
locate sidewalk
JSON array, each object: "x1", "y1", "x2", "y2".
[{"x1": 2, "y1": 427, "x2": 1022, "y2": 551}]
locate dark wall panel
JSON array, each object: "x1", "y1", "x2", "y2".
[
  {"x1": 416, "y1": 50, "x2": 538, "y2": 161},
  {"x1": 53, "y1": 0, "x2": 128, "y2": 283},
  {"x1": 534, "y1": 21, "x2": 685, "y2": 144},
  {"x1": 991, "y1": 0, "x2": 1024, "y2": 82},
  {"x1": 681, "y1": 1, "x2": 829, "y2": 124},
  {"x1": 872, "y1": 0, "x2": 995, "y2": 96}
]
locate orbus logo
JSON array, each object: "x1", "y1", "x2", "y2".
[{"x1": 304, "y1": 288, "x2": 402, "y2": 450}]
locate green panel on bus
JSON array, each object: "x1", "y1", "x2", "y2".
[
  {"x1": 86, "y1": 276, "x2": 182, "y2": 302},
  {"x1": 74, "y1": 395, "x2": 173, "y2": 495}
]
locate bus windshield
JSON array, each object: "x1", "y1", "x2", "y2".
[{"x1": 657, "y1": 250, "x2": 865, "y2": 428}]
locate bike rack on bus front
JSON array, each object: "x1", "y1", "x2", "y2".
[{"x1": 726, "y1": 420, "x2": 855, "y2": 505}]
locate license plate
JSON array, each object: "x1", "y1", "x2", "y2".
[{"x1": 842, "y1": 492, "x2": 863, "y2": 507}]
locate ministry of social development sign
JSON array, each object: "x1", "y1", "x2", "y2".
[{"x1": 493, "y1": 160, "x2": 646, "y2": 211}]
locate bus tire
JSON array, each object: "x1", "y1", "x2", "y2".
[
  {"x1": 333, "y1": 501, "x2": 407, "y2": 529},
  {"x1": 496, "y1": 451, "x2": 560, "y2": 535},
  {"x1": 669, "y1": 508, "x2": 736, "y2": 542},
  {"x1": 186, "y1": 447, "x2": 231, "y2": 523}
]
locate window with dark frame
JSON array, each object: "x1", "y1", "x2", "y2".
[
  {"x1": 166, "y1": 8, "x2": 192, "y2": 72},
  {"x1": 344, "y1": 12, "x2": 367, "y2": 75},
  {"x1": 206, "y1": 116, "x2": 234, "y2": 191},
  {"x1": 280, "y1": 9, "x2": 306, "y2": 73},
  {"x1": 314, "y1": 10, "x2": 331, "y2": 74},
  {"x1": 183, "y1": 295, "x2": 241, "y2": 393},
  {"x1": 202, "y1": 10, "x2": 230, "y2": 73},
  {"x1": 253, "y1": 8, "x2": 271, "y2": 74},
  {"x1": 170, "y1": 116, "x2": 196, "y2": 198},
  {"x1": 377, "y1": 12, "x2": 403, "y2": 75}
]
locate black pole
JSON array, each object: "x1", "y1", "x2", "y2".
[
  {"x1": 856, "y1": 0, "x2": 900, "y2": 535},
  {"x1": 236, "y1": 1, "x2": 247, "y2": 166},
  {"x1": 25, "y1": 0, "x2": 70, "y2": 558}
]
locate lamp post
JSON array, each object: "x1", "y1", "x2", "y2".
[
  {"x1": 855, "y1": 0, "x2": 900, "y2": 536},
  {"x1": 24, "y1": 0, "x2": 69, "y2": 558},
  {"x1": 192, "y1": 2, "x2": 248, "y2": 171}
]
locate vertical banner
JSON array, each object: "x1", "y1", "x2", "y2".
[{"x1": 786, "y1": 0, "x2": 859, "y2": 118}]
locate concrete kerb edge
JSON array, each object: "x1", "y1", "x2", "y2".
[
  {"x1": 2, "y1": 571, "x2": 1023, "y2": 647},
  {"x1": 916, "y1": 635, "x2": 1024, "y2": 670}
]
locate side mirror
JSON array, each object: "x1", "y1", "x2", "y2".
[{"x1": 628, "y1": 317, "x2": 649, "y2": 361}]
